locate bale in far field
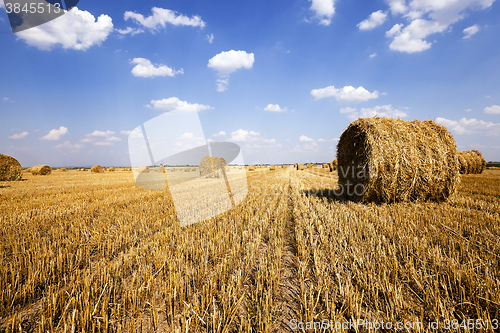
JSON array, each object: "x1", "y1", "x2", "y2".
[
  {"x1": 91, "y1": 165, "x2": 104, "y2": 173},
  {"x1": 337, "y1": 117, "x2": 459, "y2": 203},
  {"x1": 108, "y1": 167, "x2": 116, "y2": 172},
  {"x1": 58, "y1": 168, "x2": 68, "y2": 172},
  {"x1": 296, "y1": 164, "x2": 306, "y2": 170},
  {"x1": 269, "y1": 165, "x2": 276, "y2": 170},
  {"x1": 248, "y1": 165, "x2": 256, "y2": 171},
  {"x1": 31, "y1": 165, "x2": 52, "y2": 176},
  {"x1": 457, "y1": 150, "x2": 486, "y2": 174},
  {"x1": 200, "y1": 156, "x2": 227, "y2": 178},
  {"x1": 0, "y1": 154, "x2": 23, "y2": 181}
]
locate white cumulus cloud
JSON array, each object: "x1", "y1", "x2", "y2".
[
  {"x1": 436, "y1": 117, "x2": 500, "y2": 136},
  {"x1": 86, "y1": 130, "x2": 115, "y2": 137},
  {"x1": 383, "y1": 0, "x2": 494, "y2": 53},
  {"x1": 463, "y1": 24, "x2": 480, "y2": 39},
  {"x1": 299, "y1": 135, "x2": 314, "y2": 142},
  {"x1": 308, "y1": 0, "x2": 336, "y2": 26},
  {"x1": 207, "y1": 50, "x2": 254, "y2": 91},
  {"x1": 358, "y1": 10, "x2": 387, "y2": 30},
  {"x1": 146, "y1": 97, "x2": 212, "y2": 113},
  {"x1": 130, "y1": 58, "x2": 183, "y2": 78},
  {"x1": 55, "y1": 141, "x2": 84, "y2": 150},
  {"x1": 484, "y1": 105, "x2": 500, "y2": 114},
  {"x1": 213, "y1": 131, "x2": 226, "y2": 137},
  {"x1": 8, "y1": 131, "x2": 29, "y2": 139},
  {"x1": 340, "y1": 105, "x2": 407, "y2": 120},
  {"x1": 311, "y1": 85, "x2": 379, "y2": 103},
  {"x1": 264, "y1": 104, "x2": 287, "y2": 112},
  {"x1": 229, "y1": 129, "x2": 276, "y2": 144},
  {"x1": 16, "y1": 7, "x2": 113, "y2": 51},
  {"x1": 124, "y1": 7, "x2": 205, "y2": 31},
  {"x1": 41, "y1": 126, "x2": 68, "y2": 141}
]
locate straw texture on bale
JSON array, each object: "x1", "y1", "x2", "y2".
[
  {"x1": 91, "y1": 165, "x2": 104, "y2": 173},
  {"x1": 0, "y1": 154, "x2": 23, "y2": 181},
  {"x1": 337, "y1": 117, "x2": 459, "y2": 203},
  {"x1": 200, "y1": 156, "x2": 227, "y2": 178},
  {"x1": 457, "y1": 150, "x2": 486, "y2": 174},
  {"x1": 31, "y1": 165, "x2": 52, "y2": 176}
]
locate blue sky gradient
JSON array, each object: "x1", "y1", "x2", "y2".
[{"x1": 1, "y1": 0, "x2": 499, "y2": 167}]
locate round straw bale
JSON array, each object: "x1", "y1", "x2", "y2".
[
  {"x1": 91, "y1": 165, "x2": 104, "y2": 173},
  {"x1": 269, "y1": 165, "x2": 276, "y2": 170},
  {"x1": 248, "y1": 165, "x2": 256, "y2": 171},
  {"x1": 0, "y1": 154, "x2": 23, "y2": 181},
  {"x1": 107, "y1": 167, "x2": 115, "y2": 172},
  {"x1": 58, "y1": 168, "x2": 68, "y2": 172},
  {"x1": 337, "y1": 117, "x2": 459, "y2": 203},
  {"x1": 457, "y1": 150, "x2": 486, "y2": 174},
  {"x1": 200, "y1": 156, "x2": 227, "y2": 178},
  {"x1": 137, "y1": 165, "x2": 149, "y2": 173},
  {"x1": 31, "y1": 165, "x2": 52, "y2": 176}
]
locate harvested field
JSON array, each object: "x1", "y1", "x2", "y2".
[{"x1": 1, "y1": 166, "x2": 500, "y2": 332}]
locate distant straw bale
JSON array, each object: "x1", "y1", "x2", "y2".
[
  {"x1": 337, "y1": 117, "x2": 459, "y2": 203},
  {"x1": 91, "y1": 165, "x2": 104, "y2": 173},
  {"x1": 323, "y1": 164, "x2": 329, "y2": 169},
  {"x1": 270, "y1": 165, "x2": 276, "y2": 170},
  {"x1": 0, "y1": 154, "x2": 23, "y2": 181},
  {"x1": 108, "y1": 167, "x2": 116, "y2": 172},
  {"x1": 31, "y1": 165, "x2": 52, "y2": 176},
  {"x1": 457, "y1": 150, "x2": 486, "y2": 174},
  {"x1": 248, "y1": 165, "x2": 256, "y2": 171},
  {"x1": 137, "y1": 165, "x2": 149, "y2": 174},
  {"x1": 296, "y1": 164, "x2": 306, "y2": 170},
  {"x1": 58, "y1": 168, "x2": 68, "y2": 172},
  {"x1": 200, "y1": 156, "x2": 227, "y2": 178}
]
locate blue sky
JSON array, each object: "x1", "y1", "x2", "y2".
[{"x1": 1, "y1": 0, "x2": 499, "y2": 167}]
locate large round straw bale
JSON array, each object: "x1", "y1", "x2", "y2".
[
  {"x1": 31, "y1": 165, "x2": 52, "y2": 176},
  {"x1": 457, "y1": 150, "x2": 486, "y2": 174},
  {"x1": 0, "y1": 154, "x2": 23, "y2": 181},
  {"x1": 337, "y1": 117, "x2": 459, "y2": 203},
  {"x1": 200, "y1": 156, "x2": 227, "y2": 178},
  {"x1": 91, "y1": 165, "x2": 104, "y2": 173}
]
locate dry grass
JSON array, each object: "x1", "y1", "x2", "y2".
[{"x1": 1, "y1": 167, "x2": 499, "y2": 332}]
